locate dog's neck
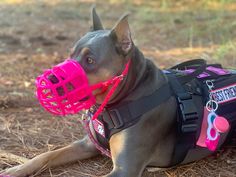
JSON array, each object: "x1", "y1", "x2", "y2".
[{"x1": 108, "y1": 46, "x2": 168, "y2": 105}]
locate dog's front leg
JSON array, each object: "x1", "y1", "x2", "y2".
[
  {"x1": 1, "y1": 135, "x2": 99, "y2": 177},
  {"x1": 104, "y1": 133, "x2": 147, "y2": 177},
  {"x1": 105, "y1": 157, "x2": 146, "y2": 177}
]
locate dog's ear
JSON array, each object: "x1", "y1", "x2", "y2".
[
  {"x1": 90, "y1": 6, "x2": 104, "y2": 31},
  {"x1": 110, "y1": 13, "x2": 132, "y2": 56}
]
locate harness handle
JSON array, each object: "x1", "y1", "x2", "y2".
[{"x1": 170, "y1": 59, "x2": 207, "y2": 83}]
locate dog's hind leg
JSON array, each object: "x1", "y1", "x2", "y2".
[{"x1": 1, "y1": 135, "x2": 99, "y2": 177}]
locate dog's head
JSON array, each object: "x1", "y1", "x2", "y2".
[{"x1": 70, "y1": 7, "x2": 134, "y2": 103}]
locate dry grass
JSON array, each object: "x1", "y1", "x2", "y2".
[{"x1": 0, "y1": 0, "x2": 236, "y2": 176}]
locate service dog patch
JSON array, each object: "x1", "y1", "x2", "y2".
[
  {"x1": 92, "y1": 119, "x2": 105, "y2": 138},
  {"x1": 211, "y1": 83, "x2": 236, "y2": 104}
]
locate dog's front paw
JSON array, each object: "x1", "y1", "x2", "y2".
[{"x1": 0, "y1": 165, "x2": 28, "y2": 177}]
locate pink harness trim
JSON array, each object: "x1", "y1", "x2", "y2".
[{"x1": 83, "y1": 118, "x2": 112, "y2": 157}]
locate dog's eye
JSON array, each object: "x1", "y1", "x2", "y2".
[{"x1": 86, "y1": 57, "x2": 95, "y2": 64}]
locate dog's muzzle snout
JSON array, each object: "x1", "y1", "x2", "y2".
[{"x1": 36, "y1": 58, "x2": 131, "y2": 117}]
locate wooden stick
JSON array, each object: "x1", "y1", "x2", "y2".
[{"x1": 0, "y1": 150, "x2": 28, "y2": 164}]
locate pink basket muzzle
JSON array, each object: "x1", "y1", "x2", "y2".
[{"x1": 36, "y1": 59, "x2": 95, "y2": 115}]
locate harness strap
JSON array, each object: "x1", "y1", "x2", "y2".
[
  {"x1": 167, "y1": 74, "x2": 203, "y2": 166},
  {"x1": 101, "y1": 83, "x2": 172, "y2": 138}
]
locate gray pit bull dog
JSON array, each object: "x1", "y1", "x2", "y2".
[{"x1": 1, "y1": 8, "x2": 233, "y2": 177}]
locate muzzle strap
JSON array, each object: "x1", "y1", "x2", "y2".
[{"x1": 91, "y1": 60, "x2": 131, "y2": 120}]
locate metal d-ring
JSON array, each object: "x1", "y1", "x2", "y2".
[
  {"x1": 206, "y1": 99, "x2": 218, "y2": 112},
  {"x1": 206, "y1": 80, "x2": 214, "y2": 90}
]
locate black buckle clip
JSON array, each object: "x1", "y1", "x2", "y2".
[
  {"x1": 177, "y1": 93, "x2": 198, "y2": 133},
  {"x1": 109, "y1": 109, "x2": 124, "y2": 129},
  {"x1": 181, "y1": 124, "x2": 197, "y2": 133}
]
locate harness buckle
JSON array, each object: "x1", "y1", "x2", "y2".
[
  {"x1": 181, "y1": 124, "x2": 197, "y2": 133},
  {"x1": 109, "y1": 109, "x2": 124, "y2": 129},
  {"x1": 177, "y1": 93, "x2": 198, "y2": 133}
]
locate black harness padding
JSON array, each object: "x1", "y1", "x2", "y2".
[
  {"x1": 169, "y1": 59, "x2": 207, "y2": 84},
  {"x1": 205, "y1": 74, "x2": 236, "y2": 145},
  {"x1": 95, "y1": 83, "x2": 173, "y2": 149}
]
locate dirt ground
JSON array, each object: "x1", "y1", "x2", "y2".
[{"x1": 0, "y1": 0, "x2": 235, "y2": 176}]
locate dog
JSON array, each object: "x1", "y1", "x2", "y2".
[{"x1": 1, "y1": 7, "x2": 235, "y2": 177}]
